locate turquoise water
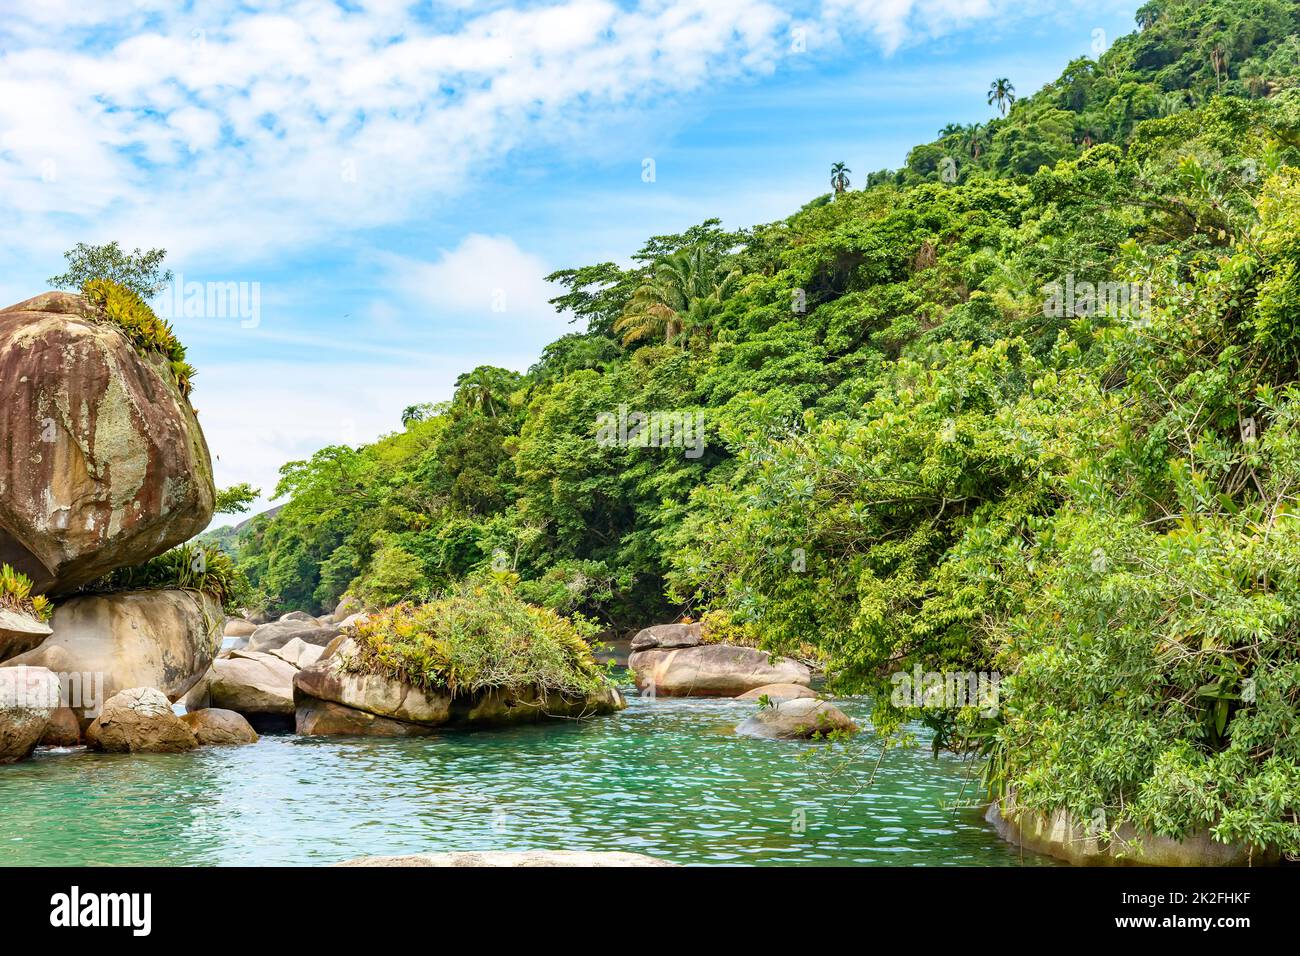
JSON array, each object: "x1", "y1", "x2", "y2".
[{"x1": 0, "y1": 686, "x2": 1055, "y2": 866}]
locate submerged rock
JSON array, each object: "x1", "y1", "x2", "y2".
[
  {"x1": 735, "y1": 697, "x2": 858, "y2": 740},
  {"x1": 336, "y1": 851, "x2": 677, "y2": 867},
  {"x1": 85, "y1": 687, "x2": 197, "y2": 753},
  {"x1": 2, "y1": 589, "x2": 222, "y2": 721},
  {"x1": 0, "y1": 666, "x2": 61, "y2": 763},
  {"x1": 629, "y1": 643, "x2": 810, "y2": 697},
  {"x1": 180, "y1": 708, "x2": 258, "y2": 745},
  {"x1": 0, "y1": 291, "x2": 214, "y2": 595}
]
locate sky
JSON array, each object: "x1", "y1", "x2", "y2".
[{"x1": 0, "y1": 0, "x2": 1139, "y2": 524}]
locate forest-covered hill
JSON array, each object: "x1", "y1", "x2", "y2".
[{"x1": 219, "y1": 0, "x2": 1300, "y2": 854}]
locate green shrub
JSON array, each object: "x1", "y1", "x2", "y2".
[
  {"x1": 0, "y1": 564, "x2": 52, "y2": 622},
  {"x1": 77, "y1": 543, "x2": 250, "y2": 613},
  {"x1": 81, "y1": 278, "x2": 196, "y2": 398},
  {"x1": 342, "y1": 576, "x2": 610, "y2": 699}
]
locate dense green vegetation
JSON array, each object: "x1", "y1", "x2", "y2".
[
  {"x1": 220, "y1": 1, "x2": 1300, "y2": 855},
  {"x1": 77, "y1": 543, "x2": 249, "y2": 613},
  {"x1": 342, "y1": 576, "x2": 611, "y2": 699}
]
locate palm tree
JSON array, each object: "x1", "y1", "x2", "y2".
[
  {"x1": 453, "y1": 366, "x2": 516, "y2": 418},
  {"x1": 965, "y1": 123, "x2": 986, "y2": 160},
  {"x1": 613, "y1": 246, "x2": 740, "y2": 348},
  {"x1": 830, "y1": 162, "x2": 851, "y2": 196},
  {"x1": 1210, "y1": 44, "x2": 1228, "y2": 88},
  {"x1": 987, "y1": 78, "x2": 1016, "y2": 116}
]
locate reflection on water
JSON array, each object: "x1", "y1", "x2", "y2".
[{"x1": 0, "y1": 688, "x2": 1056, "y2": 866}]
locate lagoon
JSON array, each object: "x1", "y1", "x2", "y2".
[{"x1": 0, "y1": 687, "x2": 1054, "y2": 866}]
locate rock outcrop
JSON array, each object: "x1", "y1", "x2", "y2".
[
  {"x1": 629, "y1": 642, "x2": 811, "y2": 697},
  {"x1": 2, "y1": 589, "x2": 221, "y2": 721},
  {"x1": 0, "y1": 665, "x2": 61, "y2": 763},
  {"x1": 0, "y1": 292, "x2": 215, "y2": 595},
  {"x1": 85, "y1": 687, "x2": 198, "y2": 753},
  {"x1": 294, "y1": 638, "x2": 625, "y2": 735},
  {"x1": 735, "y1": 698, "x2": 858, "y2": 740}
]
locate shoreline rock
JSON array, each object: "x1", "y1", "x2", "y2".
[
  {"x1": 2, "y1": 589, "x2": 222, "y2": 722},
  {"x1": 0, "y1": 666, "x2": 61, "y2": 763},
  {"x1": 85, "y1": 687, "x2": 198, "y2": 753},
  {"x1": 180, "y1": 708, "x2": 258, "y2": 745},
  {"x1": 984, "y1": 795, "x2": 1280, "y2": 866}
]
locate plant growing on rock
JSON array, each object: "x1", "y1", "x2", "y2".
[
  {"x1": 77, "y1": 543, "x2": 250, "y2": 613},
  {"x1": 80, "y1": 278, "x2": 197, "y2": 398},
  {"x1": 343, "y1": 576, "x2": 611, "y2": 699},
  {"x1": 0, "y1": 564, "x2": 52, "y2": 622},
  {"x1": 49, "y1": 240, "x2": 173, "y2": 299}
]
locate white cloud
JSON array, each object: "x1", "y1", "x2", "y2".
[
  {"x1": 0, "y1": 0, "x2": 1037, "y2": 269},
  {"x1": 380, "y1": 234, "x2": 567, "y2": 334}
]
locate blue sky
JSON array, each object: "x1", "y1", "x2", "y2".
[{"x1": 0, "y1": 0, "x2": 1138, "y2": 521}]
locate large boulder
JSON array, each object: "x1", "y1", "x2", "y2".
[
  {"x1": 629, "y1": 622, "x2": 702, "y2": 652},
  {"x1": 0, "y1": 607, "x2": 53, "y2": 663},
  {"x1": 0, "y1": 666, "x2": 61, "y2": 763},
  {"x1": 293, "y1": 638, "x2": 626, "y2": 735},
  {"x1": 0, "y1": 292, "x2": 214, "y2": 595},
  {"x1": 2, "y1": 589, "x2": 222, "y2": 721},
  {"x1": 180, "y1": 708, "x2": 258, "y2": 745},
  {"x1": 735, "y1": 698, "x2": 858, "y2": 740},
  {"x1": 629, "y1": 644, "x2": 811, "y2": 697},
  {"x1": 85, "y1": 687, "x2": 198, "y2": 753},
  {"x1": 206, "y1": 651, "x2": 298, "y2": 716},
  {"x1": 246, "y1": 618, "x2": 340, "y2": 654},
  {"x1": 337, "y1": 851, "x2": 677, "y2": 867}
]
